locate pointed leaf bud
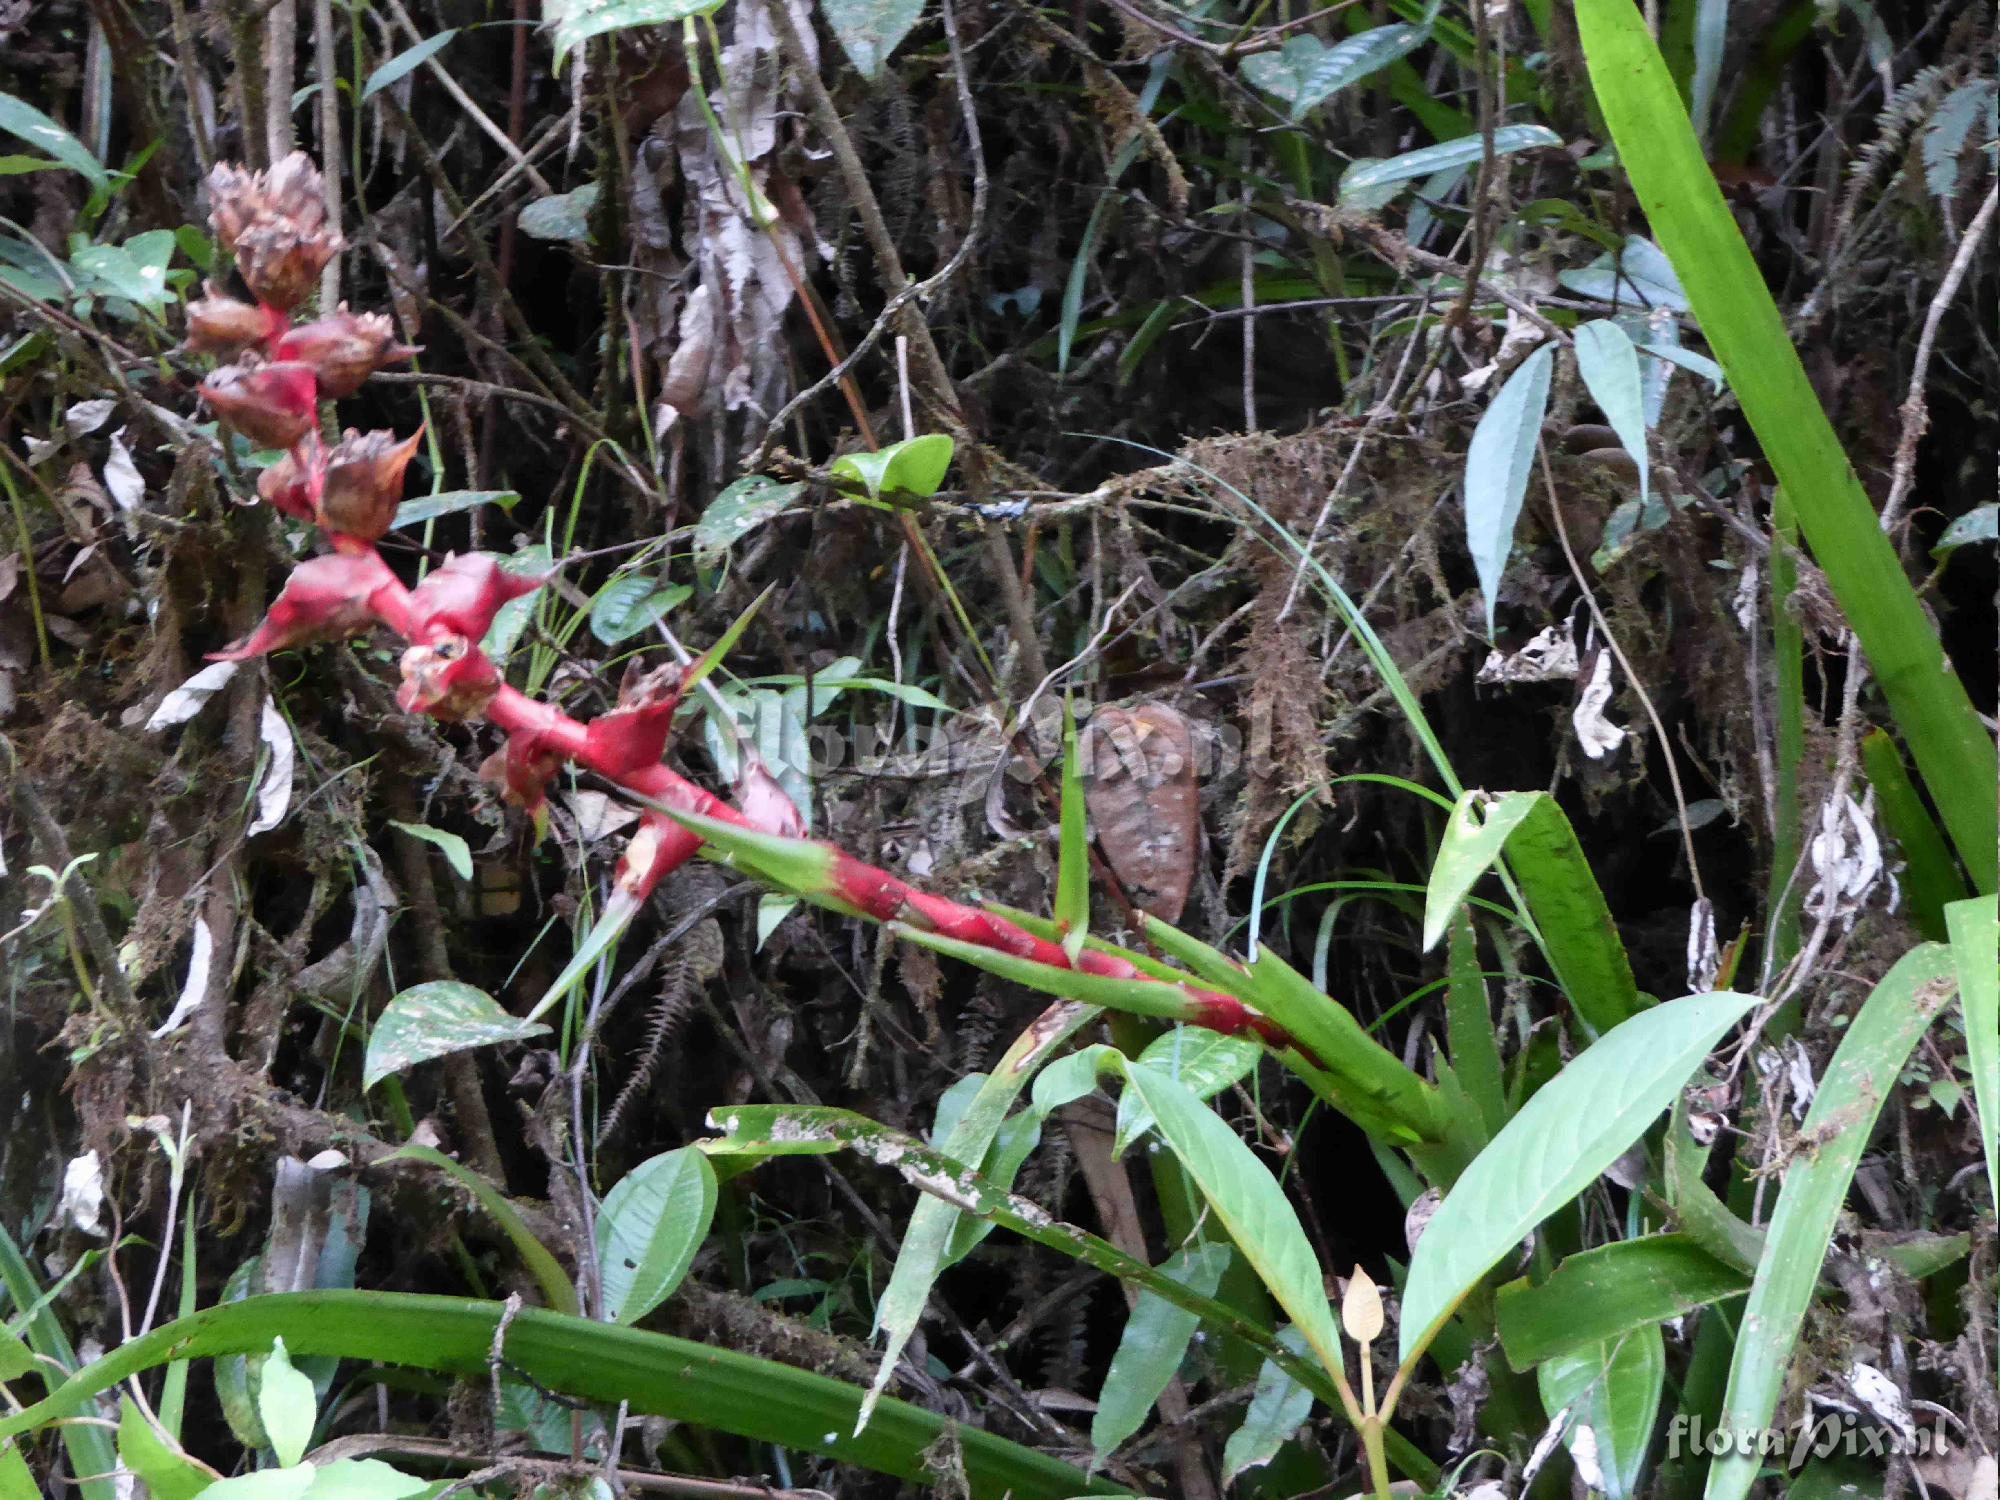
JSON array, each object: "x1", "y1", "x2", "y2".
[
  {"x1": 582, "y1": 660, "x2": 685, "y2": 777},
  {"x1": 184, "y1": 283, "x2": 284, "y2": 355},
  {"x1": 405, "y1": 553, "x2": 546, "y2": 645},
  {"x1": 736, "y1": 750, "x2": 805, "y2": 839},
  {"x1": 318, "y1": 428, "x2": 423, "y2": 541},
  {"x1": 397, "y1": 633, "x2": 501, "y2": 721},
  {"x1": 208, "y1": 550, "x2": 398, "y2": 661},
  {"x1": 274, "y1": 307, "x2": 415, "y2": 398},
  {"x1": 1341, "y1": 1266, "x2": 1384, "y2": 1345},
  {"x1": 201, "y1": 360, "x2": 318, "y2": 450},
  {"x1": 255, "y1": 449, "x2": 317, "y2": 522}
]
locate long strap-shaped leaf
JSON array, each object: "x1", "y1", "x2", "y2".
[
  {"x1": 1573, "y1": 0, "x2": 1997, "y2": 891},
  {"x1": 0, "y1": 1291, "x2": 1123, "y2": 1498},
  {"x1": 1703, "y1": 944, "x2": 1957, "y2": 1500}
]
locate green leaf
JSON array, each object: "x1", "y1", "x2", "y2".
[
  {"x1": 1943, "y1": 898, "x2": 1997, "y2": 1272},
  {"x1": 364, "y1": 981, "x2": 550, "y2": 1088},
  {"x1": 200, "y1": 1470, "x2": 315, "y2": 1499},
  {"x1": 1504, "y1": 792, "x2": 1645, "y2": 1033},
  {"x1": 116, "y1": 1398, "x2": 213, "y2": 1500},
  {"x1": 388, "y1": 821, "x2": 472, "y2": 882},
  {"x1": 1339, "y1": 124, "x2": 1560, "y2": 202},
  {"x1": 860, "y1": 1002, "x2": 1101, "y2": 1431},
  {"x1": 894, "y1": 925, "x2": 1211, "y2": 1019},
  {"x1": 516, "y1": 181, "x2": 600, "y2": 243},
  {"x1": 362, "y1": 30, "x2": 459, "y2": 100},
  {"x1": 1464, "y1": 341, "x2": 1555, "y2": 636},
  {"x1": 1220, "y1": 1325, "x2": 1315, "y2": 1484},
  {"x1": 526, "y1": 887, "x2": 643, "y2": 1023},
  {"x1": 590, "y1": 574, "x2": 691, "y2": 644},
  {"x1": 0, "y1": 1292, "x2": 1127, "y2": 1498},
  {"x1": 1240, "y1": 26, "x2": 1427, "y2": 121},
  {"x1": 694, "y1": 476, "x2": 807, "y2": 568},
  {"x1": 1495, "y1": 1235, "x2": 1747, "y2": 1370},
  {"x1": 1860, "y1": 730, "x2": 1968, "y2": 939},
  {"x1": 71, "y1": 237, "x2": 177, "y2": 315},
  {"x1": 300, "y1": 1458, "x2": 430, "y2": 1499},
  {"x1": 830, "y1": 433, "x2": 956, "y2": 503},
  {"x1": 1055, "y1": 698, "x2": 1089, "y2": 964},
  {"x1": 0, "y1": 1326, "x2": 31, "y2": 1380},
  {"x1": 1444, "y1": 911, "x2": 1507, "y2": 1136},
  {"x1": 1537, "y1": 1327, "x2": 1664, "y2": 1500},
  {"x1": 375, "y1": 1143, "x2": 579, "y2": 1316},
  {"x1": 1399, "y1": 991, "x2": 1757, "y2": 1363},
  {"x1": 1115, "y1": 1027, "x2": 1263, "y2": 1156},
  {"x1": 547, "y1": 0, "x2": 725, "y2": 62},
  {"x1": 1704, "y1": 944, "x2": 1956, "y2": 1500},
  {"x1": 822, "y1": 0, "x2": 923, "y2": 79},
  {"x1": 391, "y1": 489, "x2": 519, "y2": 528},
  {"x1": 597, "y1": 1148, "x2": 718, "y2": 1325},
  {"x1": 1932, "y1": 501, "x2": 1997, "y2": 558},
  {"x1": 1557, "y1": 235, "x2": 1691, "y2": 311},
  {"x1": 1423, "y1": 791, "x2": 1537, "y2": 950},
  {"x1": 256, "y1": 1337, "x2": 316, "y2": 1467},
  {"x1": 1573, "y1": 320, "x2": 1650, "y2": 508},
  {"x1": 1576, "y1": 0, "x2": 1997, "y2": 889},
  {"x1": 665, "y1": 809, "x2": 841, "y2": 904},
  {"x1": 1090, "y1": 1241, "x2": 1231, "y2": 1460},
  {"x1": 0, "y1": 93, "x2": 107, "y2": 189}
]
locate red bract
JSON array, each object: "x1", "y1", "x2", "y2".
[
  {"x1": 275, "y1": 308, "x2": 414, "y2": 398},
  {"x1": 256, "y1": 450, "x2": 317, "y2": 523},
  {"x1": 209, "y1": 550, "x2": 398, "y2": 661},
  {"x1": 479, "y1": 728, "x2": 565, "y2": 820},
  {"x1": 397, "y1": 634, "x2": 502, "y2": 721},
  {"x1": 201, "y1": 360, "x2": 319, "y2": 450},
  {"x1": 318, "y1": 428, "x2": 423, "y2": 542},
  {"x1": 613, "y1": 813, "x2": 696, "y2": 902},
  {"x1": 582, "y1": 661, "x2": 686, "y2": 777},
  {"x1": 184, "y1": 284, "x2": 284, "y2": 355},
  {"x1": 206, "y1": 153, "x2": 344, "y2": 312},
  {"x1": 405, "y1": 553, "x2": 545, "y2": 644}
]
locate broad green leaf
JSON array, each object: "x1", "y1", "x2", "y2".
[
  {"x1": 694, "y1": 476, "x2": 807, "y2": 567},
  {"x1": 1704, "y1": 944, "x2": 1956, "y2": 1500},
  {"x1": 1557, "y1": 235, "x2": 1691, "y2": 311},
  {"x1": 1091, "y1": 1242, "x2": 1231, "y2": 1460},
  {"x1": 597, "y1": 1147, "x2": 718, "y2": 1324},
  {"x1": 1116, "y1": 1027, "x2": 1263, "y2": 1156},
  {"x1": 116, "y1": 1398, "x2": 213, "y2": 1500},
  {"x1": 1444, "y1": 911, "x2": 1506, "y2": 1136},
  {"x1": 300, "y1": 1458, "x2": 430, "y2": 1498},
  {"x1": 364, "y1": 980, "x2": 550, "y2": 1088},
  {"x1": 1423, "y1": 791, "x2": 1537, "y2": 950},
  {"x1": 590, "y1": 574, "x2": 691, "y2": 644},
  {"x1": 1399, "y1": 991, "x2": 1756, "y2": 1363},
  {"x1": 1537, "y1": 1327, "x2": 1664, "y2": 1500},
  {"x1": 391, "y1": 488, "x2": 518, "y2": 528},
  {"x1": 1055, "y1": 698, "x2": 1089, "y2": 964},
  {"x1": 0, "y1": 93, "x2": 107, "y2": 189},
  {"x1": 1339, "y1": 124, "x2": 1560, "y2": 202},
  {"x1": 1464, "y1": 341, "x2": 1555, "y2": 636},
  {"x1": 200, "y1": 1469, "x2": 315, "y2": 1499},
  {"x1": 388, "y1": 821, "x2": 472, "y2": 882},
  {"x1": 1495, "y1": 1235, "x2": 1747, "y2": 1370},
  {"x1": 1220, "y1": 1325, "x2": 1315, "y2": 1484},
  {"x1": 1944, "y1": 898, "x2": 1996, "y2": 1287},
  {"x1": 1241, "y1": 26, "x2": 1426, "y2": 121},
  {"x1": 375, "y1": 1143, "x2": 579, "y2": 1316},
  {"x1": 362, "y1": 30, "x2": 459, "y2": 100},
  {"x1": 1505, "y1": 791, "x2": 1645, "y2": 1033},
  {"x1": 516, "y1": 181, "x2": 600, "y2": 243},
  {"x1": 0, "y1": 1326, "x2": 30, "y2": 1379},
  {"x1": 1573, "y1": 320, "x2": 1649, "y2": 507},
  {"x1": 1576, "y1": 0, "x2": 1996, "y2": 888},
  {"x1": 822, "y1": 0, "x2": 923, "y2": 79},
  {"x1": 256, "y1": 1337, "x2": 315, "y2": 1467},
  {"x1": 547, "y1": 0, "x2": 725, "y2": 63},
  {"x1": 830, "y1": 433, "x2": 955, "y2": 502},
  {"x1": 71, "y1": 237, "x2": 176, "y2": 315},
  {"x1": 859, "y1": 1002, "x2": 1100, "y2": 1432}
]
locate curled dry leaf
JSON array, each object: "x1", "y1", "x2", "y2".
[{"x1": 1079, "y1": 702, "x2": 1199, "y2": 924}]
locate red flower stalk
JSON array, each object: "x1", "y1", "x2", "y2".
[
  {"x1": 201, "y1": 360, "x2": 319, "y2": 450},
  {"x1": 276, "y1": 308, "x2": 415, "y2": 398},
  {"x1": 582, "y1": 661, "x2": 686, "y2": 778},
  {"x1": 209, "y1": 550, "x2": 401, "y2": 661},
  {"x1": 404, "y1": 553, "x2": 546, "y2": 644}
]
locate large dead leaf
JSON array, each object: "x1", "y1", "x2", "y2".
[{"x1": 1081, "y1": 702, "x2": 1199, "y2": 924}]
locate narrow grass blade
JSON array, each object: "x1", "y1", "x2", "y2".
[
  {"x1": 1943, "y1": 898, "x2": 1996, "y2": 1216},
  {"x1": 375, "y1": 1144, "x2": 579, "y2": 1316},
  {"x1": 1575, "y1": 0, "x2": 1998, "y2": 889},
  {"x1": 1860, "y1": 730, "x2": 1968, "y2": 940},
  {"x1": 1703, "y1": 944, "x2": 1957, "y2": 1500},
  {"x1": 1055, "y1": 696, "x2": 1089, "y2": 964},
  {"x1": 1445, "y1": 910, "x2": 1508, "y2": 1136}
]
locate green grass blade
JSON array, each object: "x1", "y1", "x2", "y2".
[
  {"x1": 1574, "y1": 0, "x2": 1997, "y2": 891},
  {"x1": 0, "y1": 1223, "x2": 118, "y2": 1499},
  {"x1": 1943, "y1": 898, "x2": 1997, "y2": 1218},
  {"x1": 374, "y1": 1144, "x2": 580, "y2": 1316},
  {"x1": 1860, "y1": 729, "x2": 1968, "y2": 941},
  {"x1": 1703, "y1": 944, "x2": 1957, "y2": 1500},
  {"x1": 1763, "y1": 490, "x2": 1805, "y2": 981},
  {"x1": 1445, "y1": 911, "x2": 1508, "y2": 1136},
  {"x1": 1055, "y1": 696, "x2": 1089, "y2": 963},
  {"x1": 0, "y1": 1292, "x2": 1123, "y2": 1498}
]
